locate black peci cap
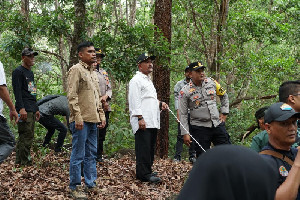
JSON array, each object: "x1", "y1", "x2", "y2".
[
  {"x1": 188, "y1": 61, "x2": 206, "y2": 71},
  {"x1": 136, "y1": 53, "x2": 156, "y2": 64}
]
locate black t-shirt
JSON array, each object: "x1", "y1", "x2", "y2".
[
  {"x1": 261, "y1": 143, "x2": 300, "y2": 200},
  {"x1": 12, "y1": 65, "x2": 38, "y2": 112}
]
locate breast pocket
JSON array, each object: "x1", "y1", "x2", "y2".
[
  {"x1": 205, "y1": 87, "x2": 216, "y2": 100},
  {"x1": 80, "y1": 75, "x2": 91, "y2": 90},
  {"x1": 189, "y1": 94, "x2": 201, "y2": 108}
]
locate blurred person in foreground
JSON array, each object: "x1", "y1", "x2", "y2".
[{"x1": 178, "y1": 145, "x2": 278, "y2": 200}]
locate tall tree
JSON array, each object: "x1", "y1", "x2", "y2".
[
  {"x1": 153, "y1": 0, "x2": 172, "y2": 158},
  {"x1": 68, "y1": 0, "x2": 87, "y2": 69}
]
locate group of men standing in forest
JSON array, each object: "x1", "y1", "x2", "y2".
[{"x1": 0, "y1": 40, "x2": 300, "y2": 199}]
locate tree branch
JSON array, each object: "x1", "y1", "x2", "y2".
[
  {"x1": 230, "y1": 94, "x2": 277, "y2": 107},
  {"x1": 39, "y1": 50, "x2": 68, "y2": 66}
]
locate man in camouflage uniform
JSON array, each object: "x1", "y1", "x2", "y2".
[
  {"x1": 94, "y1": 48, "x2": 112, "y2": 163},
  {"x1": 179, "y1": 61, "x2": 230, "y2": 157}
]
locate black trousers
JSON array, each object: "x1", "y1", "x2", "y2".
[
  {"x1": 0, "y1": 116, "x2": 15, "y2": 164},
  {"x1": 38, "y1": 114, "x2": 67, "y2": 151},
  {"x1": 97, "y1": 111, "x2": 110, "y2": 158},
  {"x1": 190, "y1": 122, "x2": 231, "y2": 157},
  {"x1": 135, "y1": 128, "x2": 157, "y2": 181},
  {"x1": 174, "y1": 122, "x2": 196, "y2": 160}
]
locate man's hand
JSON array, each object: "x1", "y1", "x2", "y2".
[
  {"x1": 102, "y1": 101, "x2": 109, "y2": 112},
  {"x1": 75, "y1": 121, "x2": 84, "y2": 130},
  {"x1": 138, "y1": 118, "x2": 146, "y2": 130},
  {"x1": 35, "y1": 111, "x2": 40, "y2": 121},
  {"x1": 98, "y1": 120, "x2": 106, "y2": 129},
  {"x1": 161, "y1": 102, "x2": 169, "y2": 111},
  {"x1": 10, "y1": 109, "x2": 19, "y2": 123},
  {"x1": 101, "y1": 95, "x2": 109, "y2": 103},
  {"x1": 19, "y1": 108, "x2": 27, "y2": 121},
  {"x1": 219, "y1": 114, "x2": 227, "y2": 123},
  {"x1": 183, "y1": 134, "x2": 192, "y2": 147},
  {"x1": 176, "y1": 110, "x2": 180, "y2": 122}
]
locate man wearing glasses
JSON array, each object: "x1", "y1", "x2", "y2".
[{"x1": 279, "y1": 80, "x2": 300, "y2": 145}]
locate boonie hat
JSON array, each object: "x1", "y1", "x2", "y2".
[
  {"x1": 22, "y1": 48, "x2": 38, "y2": 56},
  {"x1": 95, "y1": 48, "x2": 105, "y2": 58},
  {"x1": 136, "y1": 53, "x2": 156, "y2": 64},
  {"x1": 188, "y1": 61, "x2": 206, "y2": 71},
  {"x1": 264, "y1": 102, "x2": 300, "y2": 124}
]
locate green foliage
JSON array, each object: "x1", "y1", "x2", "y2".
[
  {"x1": 0, "y1": 0, "x2": 299, "y2": 160},
  {"x1": 104, "y1": 83, "x2": 135, "y2": 156}
]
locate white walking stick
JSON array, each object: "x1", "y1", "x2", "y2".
[{"x1": 168, "y1": 108, "x2": 206, "y2": 153}]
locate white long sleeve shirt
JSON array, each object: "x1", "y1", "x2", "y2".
[
  {"x1": 0, "y1": 61, "x2": 7, "y2": 117},
  {"x1": 128, "y1": 71, "x2": 160, "y2": 134}
]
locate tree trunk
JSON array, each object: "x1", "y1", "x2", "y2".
[
  {"x1": 68, "y1": 0, "x2": 87, "y2": 70},
  {"x1": 129, "y1": 0, "x2": 137, "y2": 26},
  {"x1": 55, "y1": 0, "x2": 68, "y2": 92},
  {"x1": 189, "y1": 0, "x2": 229, "y2": 81},
  {"x1": 21, "y1": 0, "x2": 29, "y2": 21},
  {"x1": 153, "y1": 0, "x2": 172, "y2": 158}
]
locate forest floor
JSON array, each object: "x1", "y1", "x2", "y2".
[{"x1": 0, "y1": 149, "x2": 192, "y2": 200}]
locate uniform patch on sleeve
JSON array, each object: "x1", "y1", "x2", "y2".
[
  {"x1": 214, "y1": 80, "x2": 226, "y2": 96},
  {"x1": 279, "y1": 166, "x2": 288, "y2": 177},
  {"x1": 179, "y1": 90, "x2": 184, "y2": 98}
]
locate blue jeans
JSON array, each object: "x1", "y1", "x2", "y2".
[{"x1": 69, "y1": 122, "x2": 97, "y2": 190}]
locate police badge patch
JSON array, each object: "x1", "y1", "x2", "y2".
[{"x1": 279, "y1": 166, "x2": 289, "y2": 177}]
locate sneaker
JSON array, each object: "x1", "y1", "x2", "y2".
[
  {"x1": 151, "y1": 171, "x2": 158, "y2": 177},
  {"x1": 173, "y1": 158, "x2": 181, "y2": 162},
  {"x1": 85, "y1": 186, "x2": 100, "y2": 194},
  {"x1": 96, "y1": 156, "x2": 104, "y2": 164},
  {"x1": 148, "y1": 176, "x2": 162, "y2": 184},
  {"x1": 70, "y1": 185, "x2": 87, "y2": 199},
  {"x1": 54, "y1": 147, "x2": 62, "y2": 152},
  {"x1": 189, "y1": 157, "x2": 197, "y2": 164}
]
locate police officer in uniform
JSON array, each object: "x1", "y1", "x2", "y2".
[
  {"x1": 94, "y1": 48, "x2": 112, "y2": 163},
  {"x1": 178, "y1": 61, "x2": 230, "y2": 157},
  {"x1": 173, "y1": 66, "x2": 196, "y2": 163}
]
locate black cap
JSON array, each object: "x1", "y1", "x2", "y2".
[
  {"x1": 22, "y1": 48, "x2": 38, "y2": 56},
  {"x1": 185, "y1": 66, "x2": 190, "y2": 72},
  {"x1": 95, "y1": 48, "x2": 105, "y2": 58},
  {"x1": 255, "y1": 106, "x2": 269, "y2": 120},
  {"x1": 264, "y1": 102, "x2": 300, "y2": 124},
  {"x1": 136, "y1": 53, "x2": 156, "y2": 64},
  {"x1": 188, "y1": 61, "x2": 206, "y2": 71}
]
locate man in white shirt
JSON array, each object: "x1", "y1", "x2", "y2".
[
  {"x1": 128, "y1": 53, "x2": 168, "y2": 183},
  {"x1": 0, "y1": 61, "x2": 18, "y2": 163}
]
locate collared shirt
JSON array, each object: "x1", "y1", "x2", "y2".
[
  {"x1": 0, "y1": 61, "x2": 6, "y2": 117},
  {"x1": 95, "y1": 67, "x2": 112, "y2": 111},
  {"x1": 128, "y1": 71, "x2": 160, "y2": 134},
  {"x1": 67, "y1": 60, "x2": 105, "y2": 123},
  {"x1": 174, "y1": 78, "x2": 189, "y2": 110},
  {"x1": 179, "y1": 77, "x2": 229, "y2": 135}
]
